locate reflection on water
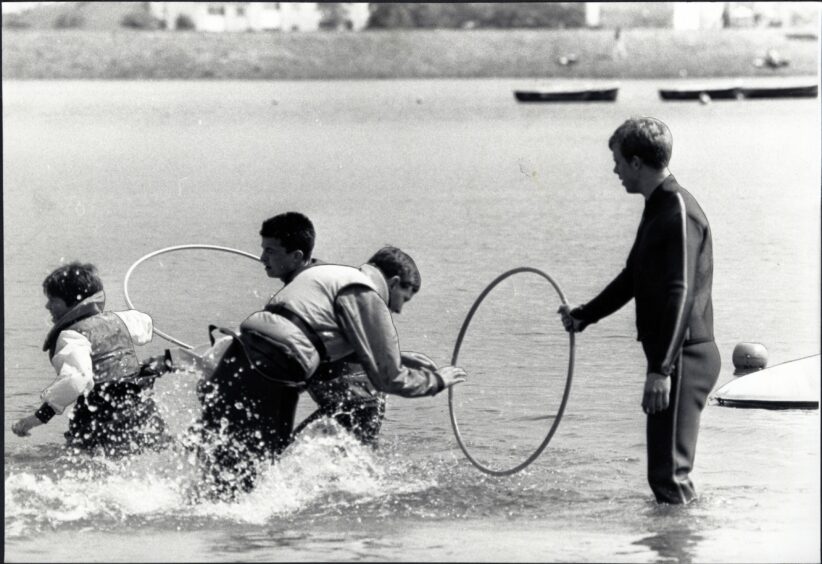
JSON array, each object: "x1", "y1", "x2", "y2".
[{"x1": 633, "y1": 512, "x2": 706, "y2": 564}]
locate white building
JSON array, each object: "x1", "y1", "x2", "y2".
[
  {"x1": 671, "y1": 2, "x2": 725, "y2": 30},
  {"x1": 149, "y1": 2, "x2": 369, "y2": 32}
]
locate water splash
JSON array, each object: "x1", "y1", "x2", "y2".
[{"x1": 4, "y1": 417, "x2": 438, "y2": 536}]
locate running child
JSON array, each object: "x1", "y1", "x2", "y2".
[{"x1": 12, "y1": 261, "x2": 171, "y2": 455}]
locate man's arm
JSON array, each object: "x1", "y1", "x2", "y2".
[
  {"x1": 335, "y1": 286, "x2": 462, "y2": 397},
  {"x1": 560, "y1": 266, "x2": 635, "y2": 332},
  {"x1": 646, "y1": 198, "x2": 701, "y2": 377}
]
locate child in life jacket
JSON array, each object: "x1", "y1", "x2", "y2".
[{"x1": 11, "y1": 261, "x2": 171, "y2": 456}]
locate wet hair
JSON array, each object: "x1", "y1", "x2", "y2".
[
  {"x1": 42, "y1": 261, "x2": 103, "y2": 307},
  {"x1": 259, "y1": 212, "x2": 315, "y2": 258},
  {"x1": 608, "y1": 117, "x2": 673, "y2": 170},
  {"x1": 367, "y1": 247, "x2": 421, "y2": 292}
]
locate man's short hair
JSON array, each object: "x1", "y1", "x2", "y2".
[
  {"x1": 367, "y1": 247, "x2": 421, "y2": 292},
  {"x1": 259, "y1": 212, "x2": 315, "y2": 258},
  {"x1": 42, "y1": 261, "x2": 103, "y2": 307},
  {"x1": 608, "y1": 117, "x2": 673, "y2": 170}
]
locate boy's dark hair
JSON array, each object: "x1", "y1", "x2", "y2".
[
  {"x1": 367, "y1": 247, "x2": 421, "y2": 292},
  {"x1": 608, "y1": 116, "x2": 673, "y2": 170},
  {"x1": 259, "y1": 212, "x2": 315, "y2": 258},
  {"x1": 42, "y1": 261, "x2": 104, "y2": 307}
]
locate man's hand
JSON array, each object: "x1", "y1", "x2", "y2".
[
  {"x1": 557, "y1": 304, "x2": 586, "y2": 333},
  {"x1": 642, "y1": 372, "x2": 671, "y2": 415},
  {"x1": 12, "y1": 415, "x2": 42, "y2": 437},
  {"x1": 401, "y1": 351, "x2": 439, "y2": 371},
  {"x1": 438, "y1": 366, "x2": 467, "y2": 388}
]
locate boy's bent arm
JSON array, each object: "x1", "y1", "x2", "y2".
[{"x1": 335, "y1": 286, "x2": 444, "y2": 397}]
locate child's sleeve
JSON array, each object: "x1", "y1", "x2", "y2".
[
  {"x1": 113, "y1": 310, "x2": 154, "y2": 346},
  {"x1": 40, "y1": 330, "x2": 95, "y2": 417}
]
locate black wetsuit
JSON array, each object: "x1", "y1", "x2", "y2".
[
  {"x1": 572, "y1": 175, "x2": 721, "y2": 504},
  {"x1": 192, "y1": 337, "x2": 301, "y2": 500}
]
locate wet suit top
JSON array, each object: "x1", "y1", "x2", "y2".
[{"x1": 571, "y1": 175, "x2": 715, "y2": 376}]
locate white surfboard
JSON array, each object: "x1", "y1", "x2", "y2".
[{"x1": 713, "y1": 354, "x2": 820, "y2": 409}]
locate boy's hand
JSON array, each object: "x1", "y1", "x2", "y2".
[
  {"x1": 12, "y1": 415, "x2": 42, "y2": 437},
  {"x1": 438, "y1": 366, "x2": 467, "y2": 388}
]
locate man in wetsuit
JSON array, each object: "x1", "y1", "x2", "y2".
[{"x1": 559, "y1": 117, "x2": 721, "y2": 504}]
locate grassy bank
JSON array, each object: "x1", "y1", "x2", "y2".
[{"x1": 2, "y1": 28, "x2": 818, "y2": 80}]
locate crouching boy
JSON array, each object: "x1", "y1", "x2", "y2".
[{"x1": 12, "y1": 261, "x2": 169, "y2": 456}]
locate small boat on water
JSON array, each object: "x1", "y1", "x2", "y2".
[
  {"x1": 659, "y1": 83, "x2": 818, "y2": 101},
  {"x1": 712, "y1": 354, "x2": 820, "y2": 410},
  {"x1": 740, "y1": 84, "x2": 818, "y2": 99},
  {"x1": 514, "y1": 86, "x2": 619, "y2": 103},
  {"x1": 658, "y1": 85, "x2": 742, "y2": 101}
]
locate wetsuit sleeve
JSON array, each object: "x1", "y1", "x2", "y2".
[
  {"x1": 335, "y1": 286, "x2": 444, "y2": 397},
  {"x1": 574, "y1": 265, "x2": 635, "y2": 327},
  {"x1": 41, "y1": 330, "x2": 95, "y2": 415},
  {"x1": 647, "y1": 197, "x2": 700, "y2": 376},
  {"x1": 113, "y1": 310, "x2": 154, "y2": 346}
]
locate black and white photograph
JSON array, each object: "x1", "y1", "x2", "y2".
[{"x1": 3, "y1": 2, "x2": 820, "y2": 562}]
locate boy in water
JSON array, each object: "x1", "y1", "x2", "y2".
[
  {"x1": 191, "y1": 213, "x2": 465, "y2": 500},
  {"x1": 12, "y1": 261, "x2": 170, "y2": 456}
]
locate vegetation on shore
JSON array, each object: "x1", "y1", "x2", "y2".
[{"x1": 2, "y1": 28, "x2": 818, "y2": 80}]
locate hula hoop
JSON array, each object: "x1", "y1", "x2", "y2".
[
  {"x1": 448, "y1": 267, "x2": 575, "y2": 476},
  {"x1": 123, "y1": 244, "x2": 261, "y2": 349}
]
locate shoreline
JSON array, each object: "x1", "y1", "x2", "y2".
[{"x1": 2, "y1": 28, "x2": 819, "y2": 80}]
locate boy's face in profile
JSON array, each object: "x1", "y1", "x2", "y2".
[
  {"x1": 259, "y1": 236, "x2": 304, "y2": 281},
  {"x1": 45, "y1": 295, "x2": 69, "y2": 322}
]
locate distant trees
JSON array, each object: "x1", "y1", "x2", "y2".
[
  {"x1": 367, "y1": 3, "x2": 586, "y2": 30},
  {"x1": 54, "y1": 12, "x2": 85, "y2": 29},
  {"x1": 120, "y1": 10, "x2": 162, "y2": 30},
  {"x1": 3, "y1": 15, "x2": 31, "y2": 29},
  {"x1": 319, "y1": 3, "x2": 350, "y2": 30},
  {"x1": 175, "y1": 14, "x2": 195, "y2": 31}
]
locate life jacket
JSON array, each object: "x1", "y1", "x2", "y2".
[
  {"x1": 266, "y1": 263, "x2": 381, "y2": 362},
  {"x1": 210, "y1": 264, "x2": 381, "y2": 389},
  {"x1": 46, "y1": 311, "x2": 141, "y2": 385}
]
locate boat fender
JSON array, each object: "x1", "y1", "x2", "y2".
[{"x1": 732, "y1": 342, "x2": 768, "y2": 375}]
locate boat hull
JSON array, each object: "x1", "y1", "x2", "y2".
[
  {"x1": 658, "y1": 87, "x2": 741, "y2": 101},
  {"x1": 660, "y1": 84, "x2": 818, "y2": 101},
  {"x1": 712, "y1": 354, "x2": 820, "y2": 410},
  {"x1": 514, "y1": 88, "x2": 618, "y2": 103},
  {"x1": 740, "y1": 84, "x2": 818, "y2": 99}
]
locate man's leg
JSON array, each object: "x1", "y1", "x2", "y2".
[{"x1": 646, "y1": 341, "x2": 721, "y2": 503}]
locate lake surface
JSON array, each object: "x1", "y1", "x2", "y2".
[{"x1": 3, "y1": 78, "x2": 820, "y2": 562}]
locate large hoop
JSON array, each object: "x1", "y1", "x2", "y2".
[
  {"x1": 448, "y1": 267, "x2": 575, "y2": 476},
  {"x1": 123, "y1": 244, "x2": 261, "y2": 349}
]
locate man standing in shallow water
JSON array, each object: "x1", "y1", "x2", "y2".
[{"x1": 559, "y1": 117, "x2": 721, "y2": 504}]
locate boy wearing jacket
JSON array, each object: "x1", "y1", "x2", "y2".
[{"x1": 12, "y1": 261, "x2": 169, "y2": 455}]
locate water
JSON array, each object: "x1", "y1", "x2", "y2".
[{"x1": 3, "y1": 78, "x2": 820, "y2": 562}]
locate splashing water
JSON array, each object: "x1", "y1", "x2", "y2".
[{"x1": 5, "y1": 385, "x2": 437, "y2": 539}]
